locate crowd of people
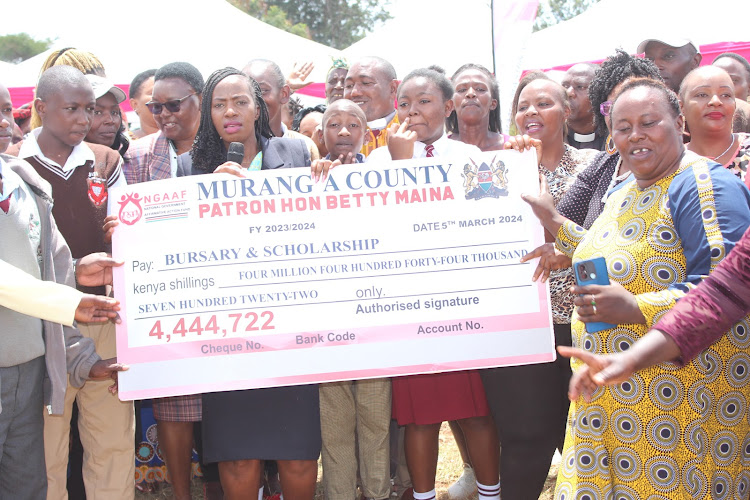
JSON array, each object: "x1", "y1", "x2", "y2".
[{"x1": 2, "y1": 34, "x2": 750, "y2": 500}]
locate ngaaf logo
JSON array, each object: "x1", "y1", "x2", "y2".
[{"x1": 118, "y1": 193, "x2": 143, "y2": 225}]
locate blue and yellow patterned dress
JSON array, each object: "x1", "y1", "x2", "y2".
[{"x1": 553, "y1": 152, "x2": 750, "y2": 499}]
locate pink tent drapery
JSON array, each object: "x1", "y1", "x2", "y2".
[
  {"x1": 7, "y1": 41, "x2": 750, "y2": 111},
  {"x1": 7, "y1": 82, "x2": 327, "y2": 112},
  {"x1": 526, "y1": 41, "x2": 750, "y2": 74}
]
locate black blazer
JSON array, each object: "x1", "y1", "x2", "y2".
[{"x1": 176, "y1": 137, "x2": 311, "y2": 176}]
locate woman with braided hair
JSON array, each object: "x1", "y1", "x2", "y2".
[{"x1": 177, "y1": 68, "x2": 317, "y2": 500}]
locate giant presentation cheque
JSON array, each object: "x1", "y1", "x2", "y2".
[{"x1": 112, "y1": 149, "x2": 554, "y2": 400}]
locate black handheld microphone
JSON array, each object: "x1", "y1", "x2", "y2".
[{"x1": 227, "y1": 142, "x2": 244, "y2": 164}]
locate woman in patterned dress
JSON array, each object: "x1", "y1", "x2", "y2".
[
  {"x1": 480, "y1": 73, "x2": 597, "y2": 499},
  {"x1": 680, "y1": 65, "x2": 750, "y2": 187},
  {"x1": 525, "y1": 77, "x2": 750, "y2": 499}
]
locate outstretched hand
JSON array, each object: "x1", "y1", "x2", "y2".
[
  {"x1": 75, "y1": 295, "x2": 120, "y2": 323},
  {"x1": 520, "y1": 243, "x2": 572, "y2": 282},
  {"x1": 557, "y1": 346, "x2": 635, "y2": 402},
  {"x1": 89, "y1": 357, "x2": 129, "y2": 394},
  {"x1": 386, "y1": 118, "x2": 417, "y2": 160},
  {"x1": 76, "y1": 252, "x2": 124, "y2": 287}
]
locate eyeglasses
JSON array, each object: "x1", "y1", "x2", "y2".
[
  {"x1": 600, "y1": 101, "x2": 613, "y2": 116},
  {"x1": 145, "y1": 92, "x2": 198, "y2": 115}
]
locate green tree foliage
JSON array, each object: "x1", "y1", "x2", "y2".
[
  {"x1": 0, "y1": 33, "x2": 53, "y2": 63},
  {"x1": 268, "y1": 0, "x2": 391, "y2": 49},
  {"x1": 229, "y1": 0, "x2": 310, "y2": 38},
  {"x1": 533, "y1": 0, "x2": 601, "y2": 32},
  {"x1": 229, "y1": 0, "x2": 391, "y2": 49}
]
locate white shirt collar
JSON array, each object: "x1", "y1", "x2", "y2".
[
  {"x1": 18, "y1": 128, "x2": 95, "y2": 172},
  {"x1": 573, "y1": 131, "x2": 597, "y2": 143},
  {"x1": 415, "y1": 134, "x2": 450, "y2": 158},
  {"x1": 168, "y1": 141, "x2": 178, "y2": 178},
  {"x1": 281, "y1": 122, "x2": 290, "y2": 138},
  {"x1": 367, "y1": 110, "x2": 397, "y2": 131}
]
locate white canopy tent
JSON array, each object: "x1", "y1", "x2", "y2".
[
  {"x1": 342, "y1": 0, "x2": 495, "y2": 80},
  {"x1": 523, "y1": 0, "x2": 750, "y2": 70},
  {"x1": 344, "y1": 0, "x2": 750, "y2": 77},
  {"x1": 0, "y1": 61, "x2": 16, "y2": 82},
  {"x1": 2, "y1": 0, "x2": 341, "y2": 88}
]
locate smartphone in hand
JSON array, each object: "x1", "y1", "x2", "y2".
[{"x1": 574, "y1": 257, "x2": 616, "y2": 333}]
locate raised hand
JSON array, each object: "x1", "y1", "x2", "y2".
[
  {"x1": 287, "y1": 61, "x2": 315, "y2": 90},
  {"x1": 386, "y1": 118, "x2": 417, "y2": 160}
]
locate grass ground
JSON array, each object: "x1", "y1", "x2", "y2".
[{"x1": 135, "y1": 422, "x2": 558, "y2": 500}]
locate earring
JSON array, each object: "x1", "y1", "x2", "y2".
[{"x1": 606, "y1": 134, "x2": 617, "y2": 155}]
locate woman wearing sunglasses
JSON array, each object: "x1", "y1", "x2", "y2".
[
  {"x1": 123, "y1": 62, "x2": 203, "y2": 184},
  {"x1": 177, "y1": 67, "x2": 316, "y2": 500},
  {"x1": 119, "y1": 62, "x2": 222, "y2": 500}
]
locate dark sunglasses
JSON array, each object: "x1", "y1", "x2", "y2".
[{"x1": 146, "y1": 92, "x2": 198, "y2": 115}]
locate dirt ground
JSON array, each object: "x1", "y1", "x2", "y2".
[{"x1": 135, "y1": 422, "x2": 558, "y2": 500}]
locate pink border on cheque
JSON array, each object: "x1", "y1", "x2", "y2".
[
  {"x1": 118, "y1": 309, "x2": 550, "y2": 364},
  {"x1": 118, "y1": 351, "x2": 554, "y2": 400}
]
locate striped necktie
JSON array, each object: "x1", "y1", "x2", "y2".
[{"x1": 425, "y1": 144, "x2": 435, "y2": 157}]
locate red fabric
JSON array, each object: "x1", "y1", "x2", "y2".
[
  {"x1": 295, "y1": 82, "x2": 325, "y2": 99},
  {"x1": 391, "y1": 370, "x2": 490, "y2": 425},
  {"x1": 425, "y1": 144, "x2": 435, "y2": 157},
  {"x1": 0, "y1": 192, "x2": 11, "y2": 214},
  {"x1": 12, "y1": 108, "x2": 31, "y2": 120},
  {"x1": 9, "y1": 82, "x2": 327, "y2": 110},
  {"x1": 9, "y1": 84, "x2": 133, "y2": 112}
]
